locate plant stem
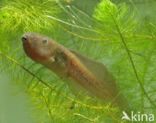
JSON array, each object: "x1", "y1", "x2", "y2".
[{"x1": 111, "y1": 15, "x2": 156, "y2": 108}]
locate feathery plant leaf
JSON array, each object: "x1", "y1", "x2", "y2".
[
  {"x1": 93, "y1": 0, "x2": 137, "y2": 36},
  {"x1": 93, "y1": 0, "x2": 156, "y2": 111},
  {"x1": 0, "y1": 0, "x2": 61, "y2": 32}
]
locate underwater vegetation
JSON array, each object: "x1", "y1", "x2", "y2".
[
  {"x1": 0, "y1": 0, "x2": 60, "y2": 32},
  {"x1": 0, "y1": 0, "x2": 156, "y2": 123}
]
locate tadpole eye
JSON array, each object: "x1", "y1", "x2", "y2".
[{"x1": 42, "y1": 39, "x2": 48, "y2": 44}]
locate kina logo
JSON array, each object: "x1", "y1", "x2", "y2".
[{"x1": 122, "y1": 111, "x2": 154, "y2": 122}]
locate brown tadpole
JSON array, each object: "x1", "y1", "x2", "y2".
[{"x1": 21, "y1": 32, "x2": 129, "y2": 111}]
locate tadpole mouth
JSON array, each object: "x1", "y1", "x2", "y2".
[
  {"x1": 22, "y1": 36, "x2": 27, "y2": 42},
  {"x1": 21, "y1": 33, "x2": 32, "y2": 43},
  {"x1": 22, "y1": 34, "x2": 31, "y2": 57}
]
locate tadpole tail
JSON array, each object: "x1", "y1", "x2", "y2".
[{"x1": 111, "y1": 93, "x2": 132, "y2": 115}]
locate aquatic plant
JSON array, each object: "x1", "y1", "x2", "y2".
[
  {"x1": 93, "y1": 0, "x2": 137, "y2": 39},
  {"x1": 0, "y1": 0, "x2": 61, "y2": 32},
  {"x1": 93, "y1": 0, "x2": 156, "y2": 113}
]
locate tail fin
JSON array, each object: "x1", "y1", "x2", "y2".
[{"x1": 112, "y1": 93, "x2": 131, "y2": 114}]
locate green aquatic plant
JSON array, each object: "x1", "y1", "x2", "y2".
[
  {"x1": 0, "y1": 0, "x2": 61, "y2": 32},
  {"x1": 93, "y1": 0, "x2": 156, "y2": 113},
  {"x1": 93, "y1": 0, "x2": 137, "y2": 38}
]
